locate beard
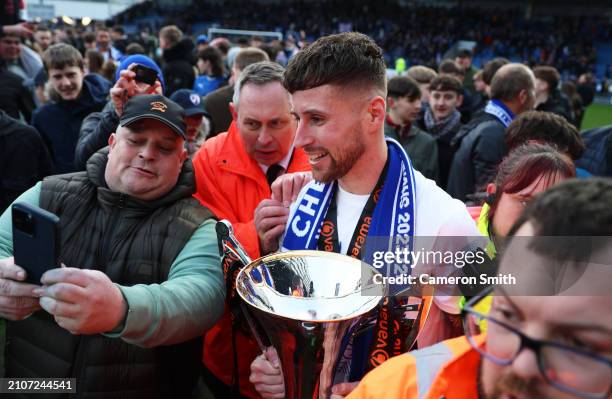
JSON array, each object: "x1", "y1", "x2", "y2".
[
  {"x1": 308, "y1": 128, "x2": 366, "y2": 183},
  {"x1": 479, "y1": 362, "x2": 548, "y2": 399}
]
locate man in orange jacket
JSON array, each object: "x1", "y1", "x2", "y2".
[
  {"x1": 349, "y1": 179, "x2": 612, "y2": 399},
  {"x1": 192, "y1": 61, "x2": 310, "y2": 398}
]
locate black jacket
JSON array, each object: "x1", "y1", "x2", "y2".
[
  {"x1": 31, "y1": 74, "x2": 110, "y2": 174},
  {"x1": 203, "y1": 84, "x2": 234, "y2": 137},
  {"x1": 536, "y1": 90, "x2": 575, "y2": 125},
  {"x1": 0, "y1": 66, "x2": 35, "y2": 121},
  {"x1": 0, "y1": 111, "x2": 53, "y2": 212},
  {"x1": 75, "y1": 100, "x2": 118, "y2": 170},
  {"x1": 161, "y1": 38, "x2": 196, "y2": 96},
  {"x1": 384, "y1": 120, "x2": 439, "y2": 182},
  {"x1": 446, "y1": 113, "x2": 507, "y2": 202}
]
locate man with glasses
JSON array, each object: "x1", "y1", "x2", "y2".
[{"x1": 348, "y1": 178, "x2": 612, "y2": 399}]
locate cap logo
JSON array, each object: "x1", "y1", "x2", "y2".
[
  {"x1": 150, "y1": 101, "x2": 167, "y2": 112},
  {"x1": 190, "y1": 94, "x2": 201, "y2": 105}
]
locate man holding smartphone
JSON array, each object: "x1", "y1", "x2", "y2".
[{"x1": 0, "y1": 94, "x2": 225, "y2": 398}]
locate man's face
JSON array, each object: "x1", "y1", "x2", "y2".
[
  {"x1": 48, "y1": 66, "x2": 84, "y2": 101},
  {"x1": 390, "y1": 95, "x2": 422, "y2": 125},
  {"x1": 291, "y1": 84, "x2": 367, "y2": 183},
  {"x1": 232, "y1": 81, "x2": 296, "y2": 166},
  {"x1": 491, "y1": 173, "x2": 566, "y2": 237},
  {"x1": 480, "y1": 223, "x2": 612, "y2": 399},
  {"x1": 34, "y1": 31, "x2": 52, "y2": 51},
  {"x1": 429, "y1": 90, "x2": 462, "y2": 120},
  {"x1": 105, "y1": 120, "x2": 188, "y2": 201},
  {"x1": 0, "y1": 36, "x2": 21, "y2": 61},
  {"x1": 456, "y1": 56, "x2": 472, "y2": 69},
  {"x1": 96, "y1": 31, "x2": 111, "y2": 49},
  {"x1": 185, "y1": 114, "x2": 203, "y2": 142}
]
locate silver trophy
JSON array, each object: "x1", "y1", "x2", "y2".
[{"x1": 216, "y1": 220, "x2": 385, "y2": 399}]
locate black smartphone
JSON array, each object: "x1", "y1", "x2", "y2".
[
  {"x1": 133, "y1": 64, "x2": 158, "y2": 86},
  {"x1": 12, "y1": 203, "x2": 61, "y2": 284}
]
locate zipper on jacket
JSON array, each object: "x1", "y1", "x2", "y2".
[{"x1": 99, "y1": 193, "x2": 126, "y2": 270}]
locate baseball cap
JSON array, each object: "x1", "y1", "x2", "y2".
[
  {"x1": 115, "y1": 54, "x2": 166, "y2": 93},
  {"x1": 119, "y1": 94, "x2": 186, "y2": 138},
  {"x1": 169, "y1": 89, "x2": 210, "y2": 117},
  {"x1": 196, "y1": 34, "x2": 208, "y2": 45}
]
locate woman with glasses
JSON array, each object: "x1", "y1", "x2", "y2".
[{"x1": 348, "y1": 178, "x2": 612, "y2": 399}]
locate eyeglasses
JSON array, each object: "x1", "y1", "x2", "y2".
[{"x1": 462, "y1": 288, "x2": 612, "y2": 399}]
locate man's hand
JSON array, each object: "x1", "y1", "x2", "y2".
[
  {"x1": 3, "y1": 23, "x2": 34, "y2": 38},
  {"x1": 249, "y1": 346, "x2": 285, "y2": 399},
  {"x1": 35, "y1": 268, "x2": 127, "y2": 335},
  {"x1": 0, "y1": 257, "x2": 42, "y2": 320},
  {"x1": 331, "y1": 381, "x2": 360, "y2": 398},
  {"x1": 271, "y1": 171, "x2": 312, "y2": 207},
  {"x1": 254, "y1": 199, "x2": 289, "y2": 255},
  {"x1": 110, "y1": 63, "x2": 163, "y2": 117}
]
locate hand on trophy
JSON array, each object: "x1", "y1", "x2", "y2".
[
  {"x1": 249, "y1": 346, "x2": 285, "y2": 399},
  {"x1": 254, "y1": 199, "x2": 289, "y2": 255},
  {"x1": 270, "y1": 171, "x2": 313, "y2": 207},
  {"x1": 331, "y1": 381, "x2": 360, "y2": 398}
]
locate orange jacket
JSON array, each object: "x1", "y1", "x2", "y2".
[
  {"x1": 192, "y1": 121, "x2": 311, "y2": 260},
  {"x1": 193, "y1": 121, "x2": 310, "y2": 398},
  {"x1": 347, "y1": 335, "x2": 483, "y2": 399}
]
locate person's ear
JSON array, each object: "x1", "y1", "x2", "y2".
[
  {"x1": 179, "y1": 148, "x2": 188, "y2": 165},
  {"x1": 485, "y1": 183, "x2": 497, "y2": 205},
  {"x1": 367, "y1": 96, "x2": 386, "y2": 125},
  {"x1": 518, "y1": 89, "x2": 528, "y2": 106},
  {"x1": 229, "y1": 102, "x2": 237, "y2": 121},
  {"x1": 456, "y1": 94, "x2": 464, "y2": 108},
  {"x1": 108, "y1": 133, "x2": 117, "y2": 148}
]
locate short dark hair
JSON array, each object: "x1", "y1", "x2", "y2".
[
  {"x1": 125, "y1": 42, "x2": 145, "y2": 55},
  {"x1": 387, "y1": 76, "x2": 421, "y2": 101},
  {"x1": 42, "y1": 43, "x2": 84, "y2": 71},
  {"x1": 505, "y1": 111, "x2": 585, "y2": 160},
  {"x1": 429, "y1": 75, "x2": 463, "y2": 95},
  {"x1": 284, "y1": 32, "x2": 386, "y2": 95},
  {"x1": 490, "y1": 63, "x2": 534, "y2": 102},
  {"x1": 533, "y1": 65, "x2": 560, "y2": 93},
  {"x1": 406, "y1": 65, "x2": 437, "y2": 84},
  {"x1": 111, "y1": 26, "x2": 125, "y2": 35},
  {"x1": 482, "y1": 57, "x2": 510, "y2": 85},
  {"x1": 456, "y1": 49, "x2": 472, "y2": 59},
  {"x1": 439, "y1": 59, "x2": 465, "y2": 77},
  {"x1": 84, "y1": 49, "x2": 104, "y2": 74},
  {"x1": 83, "y1": 32, "x2": 96, "y2": 44}
]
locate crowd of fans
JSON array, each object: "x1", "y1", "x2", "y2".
[{"x1": 0, "y1": 3, "x2": 611, "y2": 399}]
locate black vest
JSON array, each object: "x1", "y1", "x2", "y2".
[{"x1": 5, "y1": 150, "x2": 215, "y2": 399}]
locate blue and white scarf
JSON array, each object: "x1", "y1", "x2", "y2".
[
  {"x1": 282, "y1": 138, "x2": 417, "y2": 288},
  {"x1": 484, "y1": 99, "x2": 515, "y2": 128}
]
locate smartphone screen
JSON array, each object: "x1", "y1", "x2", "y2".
[
  {"x1": 133, "y1": 64, "x2": 158, "y2": 86},
  {"x1": 12, "y1": 203, "x2": 60, "y2": 284}
]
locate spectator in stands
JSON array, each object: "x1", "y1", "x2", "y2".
[
  {"x1": 192, "y1": 61, "x2": 310, "y2": 399},
  {"x1": 32, "y1": 43, "x2": 110, "y2": 174},
  {"x1": 0, "y1": 110, "x2": 53, "y2": 212},
  {"x1": 75, "y1": 54, "x2": 164, "y2": 170},
  {"x1": 447, "y1": 63, "x2": 536, "y2": 202},
  {"x1": 576, "y1": 72, "x2": 595, "y2": 107},
  {"x1": 406, "y1": 65, "x2": 437, "y2": 103},
  {"x1": 82, "y1": 31, "x2": 96, "y2": 51},
  {"x1": 418, "y1": 75, "x2": 464, "y2": 188},
  {"x1": 385, "y1": 76, "x2": 439, "y2": 181},
  {"x1": 533, "y1": 66, "x2": 574, "y2": 124},
  {"x1": 96, "y1": 27, "x2": 122, "y2": 62},
  {"x1": 32, "y1": 26, "x2": 52, "y2": 55},
  {"x1": 0, "y1": 58, "x2": 35, "y2": 120},
  {"x1": 439, "y1": 59, "x2": 474, "y2": 123},
  {"x1": 159, "y1": 25, "x2": 197, "y2": 96},
  {"x1": 170, "y1": 88, "x2": 209, "y2": 156},
  {"x1": 110, "y1": 25, "x2": 127, "y2": 55},
  {"x1": 203, "y1": 47, "x2": 269, "y2": 137},
  {"x1": 84, "y1": 49, "x2": 104, "y2": 75},
  {"x1": 0, "y1": 94, "x2": 224, "y2": 398},
  {"x1": 193, "y1": 46, "x2": 227, "y2": 97},
  {"x1": 455, "y1": 49, "x2": 478, "y2": 94}
]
